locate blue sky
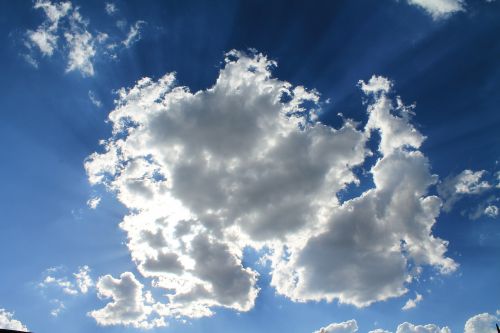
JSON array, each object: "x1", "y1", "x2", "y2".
[{"x1": 0, "y1": 1, "x2": 499, "y2": 333}]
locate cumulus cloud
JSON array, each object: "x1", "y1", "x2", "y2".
[
  {"x1": 85, "y1": 50, "x2": 456, "y2": 325},
  {"x1": 396, "y1": 322, "x2": 451, "y2": 333},
  {"x1": 0, "y1": 309, "x2": 29, "y2": 331},
  {"x1": 405, "y1": 0, "x2": 465, "y2": 19},
  {"x1": 321, "y1": 313, "x2": 499, "y2": 333},
  {"x1": 464, "y1": 311, "x2": 499, "y2": 333},
  {"x1": 24, "y1": 0, "x2": 145, "y2": 76},
  {"x1": 89, "y1": 272, "x2": 165, "y2": 329},
  {"x1": 402, "y1": 292, "x2": 423, "y2": 310},
  {"x1": 438, "y1": 170, "x2": 491, "y2": 212},
  {"x1": 313, "y1": 319, "x2": 358, "y2": 333}
]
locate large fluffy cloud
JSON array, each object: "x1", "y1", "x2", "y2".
[
  {"x1": 86, "y1": 50, "x2": 456, "y2": 325},
  {"x1": 0, "y1": 308, "x2": 29, "y2": 332},
  {"x1": 464, "y1": 311, "x2": 499, "y2": 333}
]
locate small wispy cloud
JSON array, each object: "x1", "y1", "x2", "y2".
[
  {"x1": 38, "y1": 265, "x2": 95, "y2": 316},
  {"x1": 123, "y1": 20, "x2": 146, "y2": 48},
  {"x1": 88, "y1": 91, "x2": 102, "y2": 108},
  {"x1": 402, "y1": 292, "x2": 423, "y2": 311},
  {"x1": 105, "y1": 2, "x2": 117, "y2": 15}
]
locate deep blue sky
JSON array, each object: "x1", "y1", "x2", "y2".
[{"x1": 0, "y1": 1, "x2": 499, "y2": 332}]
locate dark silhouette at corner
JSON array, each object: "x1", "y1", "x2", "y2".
[
  {"x1": 0, "y1": 329, "x2": 32, "y2": 333},
  {"x1": 496, "y1": 323, "x2": 499, "y2": 333}
]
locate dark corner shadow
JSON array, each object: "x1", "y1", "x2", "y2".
[{"x1": 0, "y1": 330, "x2": 33, "y2": 333}]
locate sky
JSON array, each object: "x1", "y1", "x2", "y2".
[{"x1": 0, "y1": 1, "x2": 499, "y2": 333}]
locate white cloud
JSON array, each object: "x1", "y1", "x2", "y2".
[
  {"x1": 89, "y1": 272, "x2": 165, "y2": 329},
  {"x1": 87, "y1": 195, "x2": 101, "y2": 209},
  {"x1": 33, "y1": 0, "x2": 72, "y2": 25},
  {"x1": 50, "y1": 299, "x2": 65, "y2": 317},
  {"x1": 405, "y1": 0, "x2": 465, "y2": 19},
  {"x1": 0, "y1": 309, "x2": 29, "y2": 332},
  {"x1": 39, "y1": 265, "x2": 94, "y2": 315},
  {"x1": 88, "y1": 91, "x2": 102, "y2": 108},
  {"x1": 41, "y1": 274, "x2": 79, "y2": 295},
  {"x1": 464, "y1": 311, "x2": 499, "y2": 333},
  {"x1": 85, "y1": 51, "x2": 456, "y2": 324},
  {"x1": 358, "y1": 75, "x2": 392, "y2": 95},
  {"x1": 438, "y1": 170, "x2": 491, "y2": 212},
  {"x1": 105, "y1": 2, "x2": 117, "y2": 15},
  {"x1": 123, "y1": 21, "x2": 146, "y2": 48},
  {"x1": 484, "y1": 205, "x2": 499, "y2": 218},
  {"x1": 26, "y1": 0, "x2": 72, "y2": 57},
  {"x1": 27, "y1": 27, "x2": 59, "y2": 56},
  {"x1": 396, "y1": 322, "x2": 451, "y2": 333},
  {"x1": 325, "y1": 313, "x2": 499, "y2": 333},
  {"x1": 313, "y1": 319, "x2": 358, "y2": 333},
  {"x1": 74, "y1": 265, "x2": 94, "y2": 293},
  {"x1": 24, "y1": 1, "x2": 145, "y2": 76},
  {"x1": 402, "y1": 292, "x2": 423, "y2": 310},
  {"x1": 65, "y1": 30, "x2": 96, "y2": 76},
  {"x1": 26, "y1": 1, "x2": 95, "y2": 76}
]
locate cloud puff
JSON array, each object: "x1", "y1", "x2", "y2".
[
  {"x1": 464, "y1": 311, "x2": 499, "y2": 333},
  {"x1": 24, "y1": 1, "x2": 146, "y2": 76},
  {"x1": 483, "y1": 205, "x2": 499, "y2": 218},
  {"x1": 396, "y1": 322, "x2": 451, "y2": 333},
  {"x1": 89, "y1": 272, "x2": 165, "y2": 329},
  {"x1": 86, "y1": 50, "x2": 456, "y2": 324},
  {"x1": 74, "y1": 265, "x2": 94, "y2": 293},
  {"x1": 313, "y1": 319, "x2": 358, "y2": 333},
  {"x1": 105, "y1": 2, "x2": 117, "y2": 15},
  {"x1": 402, "y1": 292, "x2": 423, "y2": 310},
  {"x1": 87, "y1": 196, "x2": 101, "y2": 209},
  {"x1": 405, "y1": 0, "x2": 465, "y2": 19},
  {"x1": 438, "y1": 169, "x2": 491, "y2": 212},
  {"x1": 0, "y1": 309, "x2": 29, "y2": 332}
]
